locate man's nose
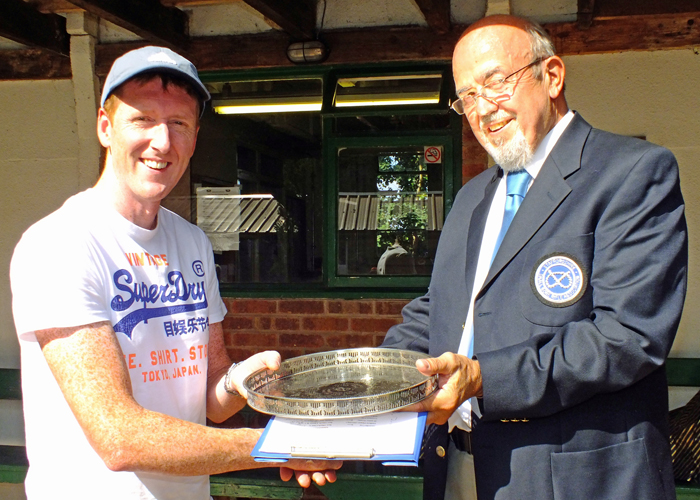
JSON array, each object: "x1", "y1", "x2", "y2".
[
  {"x1": 474, "y1": 94, "x2": 499, "y2": 115},
  {"x1": 150, "y1": 123, "x2": 171, "y2": 151}
]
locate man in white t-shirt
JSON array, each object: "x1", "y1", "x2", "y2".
[{"x1": 10, "y1": 46, "x2": 338, "y2": 500}]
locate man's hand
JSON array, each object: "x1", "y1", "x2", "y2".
[
  {"x1": 403, "y1": 352, "x2": 482, "y2": 425},
  {"x1": 228, "y1": 350, "x2": 281, "y2": 399},
  {"x1": 279, "y1": 460, "x2": 342, "y2": 488}
]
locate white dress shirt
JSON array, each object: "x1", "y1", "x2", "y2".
[{"x1": 449, "y1": 110, "x2": 575, "y2": 432}]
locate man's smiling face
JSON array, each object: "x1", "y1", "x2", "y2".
[
  {"x1": 97, "y1": 77, "x2": 199, "y2": 211},
  {"x1": 452, "y1": 23, "x2": 554, "y2": 170}
]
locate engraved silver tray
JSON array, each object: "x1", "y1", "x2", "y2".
[{"x1": 244, "y1": 348, "x2": 438, "y2": 419}]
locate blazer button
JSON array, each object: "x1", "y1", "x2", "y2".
[
  {"x1": 461, "y1": 323, "x2": 465, "y2": 330},
  {"x1": 436, "y1": 446, "x2": 446, "y2": 458}
]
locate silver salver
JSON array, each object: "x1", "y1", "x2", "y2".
[{"x1": 244, "y1": 348, "x2": 438, "y2": 419}]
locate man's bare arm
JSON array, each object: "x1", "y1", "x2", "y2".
[{"x1": 36, "y1": 321, "x2": 338, "y2": 479}]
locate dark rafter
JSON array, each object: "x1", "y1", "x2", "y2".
[
  {"x1": 577, "y1": 0, "x2": 596, "y2": 29},
  {"x1": 0, "y1": 0, "x2": 69, "y2": 56},
  {"x1": 91, "y1": 13, "x2": 700, "y2": 76},
  {"x1": 4, "y1": 8, "x2": 700, "y2": 80},
  {"x1": 241, "y1": 0, "x2": 316, "y2": 40},
  {"x1": 0, "y1": 49, "x2": 71, "y2": 80},
  {"x1": 63, "y1": 0, "x2": 190, "y2": 52},
  {"x1": 413, "y1": 0, "x2": 451, "y2": 34}
]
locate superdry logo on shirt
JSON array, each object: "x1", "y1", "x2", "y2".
[{"x1": 110, "y1": 268, "x2": 208, "y2": 338}]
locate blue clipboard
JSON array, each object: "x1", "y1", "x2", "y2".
[{"x1": 251, "y1": 412, "x2": 427, "y2": 466}]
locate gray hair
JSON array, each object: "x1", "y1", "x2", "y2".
[{"x1": 524, "y1": 21, "x2": 557, "y2": 79}]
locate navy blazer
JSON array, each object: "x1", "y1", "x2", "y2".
[{"x1": 383, "y1": 113, "x2": 688, "y2": 500}]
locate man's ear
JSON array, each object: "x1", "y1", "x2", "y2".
[
  {"x1": 96, "y1": 108, "x2": 112, "y2": 148},
  {"x1": 545, "y1": 56, "x2": 566, "y2": 99}
]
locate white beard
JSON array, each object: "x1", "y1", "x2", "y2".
[{"x1": 482, "y1": 122, "x2": 534, "y2": 173}]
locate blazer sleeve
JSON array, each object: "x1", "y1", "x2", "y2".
[
  {"x1": 478, "y1": 145, "x2": 688, "y2": 419},
  {"x1": 381, "y1": 291, "x2": 431, "y2": 354}
]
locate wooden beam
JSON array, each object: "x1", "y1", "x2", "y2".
[
  {"x1": 240, "y1": 0, "x2": 316, "y2": 40},
  {"x1": 594, "y1": 0, "x2": 700, "y2": 18},
  {"x1": 0, "y1": 48, "x2": 71, "y2": 79},
  {"x1": 0, "y1": 0, "x2": 69, "y2": 56},
  {"x1": 30, "y1": 0, "x2": 239, "y2": 12},
  {"x1": 63, "y1": 0, "x2": 191, "y2": 52},
  {"x1": 546, "y1": 13, "x2": 700, "y2": 54},
  {"x1": 93, "y1": 13, "x2": 700, "y2": 75},
  {"x1": 413, "y1": 0, "x2": 452, "y2": 34}
]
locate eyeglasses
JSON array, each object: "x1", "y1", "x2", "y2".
[{"x1": 451, "y1": 57, "x2": 546, "y2": 115}]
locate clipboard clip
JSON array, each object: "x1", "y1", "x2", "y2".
[{"x1": 290, "y1": 446, "x2": 375, "y2": 459}]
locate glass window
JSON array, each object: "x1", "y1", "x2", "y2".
[
  {"x1": 164, "y1": 79, "x2": 324, "y2": 285},
  {"x1": 210, "y1": 78, "x2": 323, "y2": 114},
  {"x1": 334, "y1": 74, "x2": 442, "y2": 108},
  {"x1": 164, "y1": 67, "x2": 456, "y2": 290},
  {"x1": 337, "y1": 146, "x2": 443, "y2": 277}
]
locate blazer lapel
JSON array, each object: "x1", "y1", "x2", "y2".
[
  {"x1": 481, "y1": 113, "x2": 592, "y2": 290},
  {"x1": 464, "y1": 167, "x2": 502, "y2": 299}
]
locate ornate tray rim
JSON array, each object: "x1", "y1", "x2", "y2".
[{"x1": 243, "y1": 347, "x2": 438, "y2": 419}]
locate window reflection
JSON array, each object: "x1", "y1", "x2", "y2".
[{"x1": 337, "y1": 147, "x2": 443, "y2": 276}]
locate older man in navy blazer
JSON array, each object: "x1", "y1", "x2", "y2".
[{"x1": 384, "y1": 15, "x2": 688, "y2": 500}]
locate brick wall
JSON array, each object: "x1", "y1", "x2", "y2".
[
  {"x1": 461, "y1": 115, "x2": 488, "y2": 184},
  {"x1": 221, "y1": 298, "x2": 410, "y2": 362},
  {"x1": 212, "y1": 297, "x2": 412, "y2": 500}
]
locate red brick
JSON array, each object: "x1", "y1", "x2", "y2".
[
  {"x1": 374, "y1": 300, "x2": 408, "y2": 316},
  {"x1": 226, "y1": 347, "x2": 256, "y2": 361},
  {"x1": 273, "y1": 317, "x2": 300, "y2": 331},
  {"x1": 279, "y1": 333, "x2": 325, "y2": 348},
  {"x1": 350, "y1": 317, "x2": 400, "y2": 333},
  {"x1": 278, "y1": 300, "x2": 325, "y2": 314},
  {"x1": 256, "y1": 317, "x2": 272, "y2": 330},
  {"x1": 327, "y1": 300, "x2": 373, "y2": 315},
  {"x1": 232, "y1": 333, "x2": 277, "y2": 347},
  {"x1": 462, "y1": 122, "x2": 488, "y2": 184},
  {"x1": 222, "y1": 316, "x2": 254, "y2": 330},
  {"x1": 326, "y1": 334, "x2": 375, "y2": 349},
  {"x1": 226, "y1": 299, "x2": 277, "y2": 314},
  {"x1": 279, "y1": 348, "x2": 305, "y2": 360},
  {"x1": 302, "y1": 317, "x2": 349, "y2": 332}
]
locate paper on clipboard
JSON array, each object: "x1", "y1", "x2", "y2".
[{"x1": 252, "y1": 412, "x2": 427, "y2": 466}]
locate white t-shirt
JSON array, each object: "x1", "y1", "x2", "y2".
[{"x1": 10, "y1": 189, "x2": 227, "y2": 500}]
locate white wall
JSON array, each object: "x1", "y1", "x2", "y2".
[
  {"x1": 0, "y1": 79, "x2": 80, "y2": 369},
  {"x1": 563, "y1": 48, "x2": 700, "y2": 356},
  {"x1": 0, "y1": 78, "x2": 80, "y2": 499}
]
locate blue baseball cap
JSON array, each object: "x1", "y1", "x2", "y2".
[{"x1": 100, "y1": 46, "x2": 210, "y2": 115}]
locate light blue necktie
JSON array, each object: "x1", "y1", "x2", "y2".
[
  {"x1": 468, "y1": 169, "x2": 532, "y2": 360},
  {"x1": 492, "y1": 169, "x2": 532, "y2": 263}
]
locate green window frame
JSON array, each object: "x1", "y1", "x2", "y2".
[{"x1": 198, "y1": 63, "x2": 462, "y2": 297}]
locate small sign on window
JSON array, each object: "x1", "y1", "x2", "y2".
[{"x1": 424, "y1": 146, "x2": 442, "y2": 164}]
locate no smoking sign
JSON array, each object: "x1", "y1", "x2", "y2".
[{"x1": 424, "y1": 146, "x2": 442, "y2": 164}]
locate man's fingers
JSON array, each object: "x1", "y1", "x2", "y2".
[
  {"x1": 416, "y1": 354, "x2": 449, "y2": 375},
  {"x1": 288, "y1": 469, "x2": 336, "y2": 488},
  {"x1": 258, "y1": 350, "x2": 281, "y2": 371},
  {"x1": 294, "y1": 470, "x2": 311, "y2": 488},
  {"x1": 280, "y1": 467, "x2": 294, "y2": 482}
]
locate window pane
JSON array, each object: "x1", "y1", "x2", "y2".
[
  {"x1": 210, "y1": 78, "x2": 322, "y2": 114},
  {"x1": 333, "y1": 113, "x2": 451, "y2": 134},
  {"x1": 337, "y1": 146, "x2": 443, "y2": 276},
  {"x1": 165, "y1": 84, "x2": 323, "y2": 284},
  {"x1": 334, "y1": 74, "x2": 442, "y2": 108}
]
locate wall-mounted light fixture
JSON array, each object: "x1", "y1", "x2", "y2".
[
  {"x1": 287, "y1": 41, "x2": 328, "y2": 64},
  {"x1": 211, "y1": 78, "x2": 323, "y2": 115},
  {"x1": 213, "y1": 98, "x2": 322, "y2": 115}
]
